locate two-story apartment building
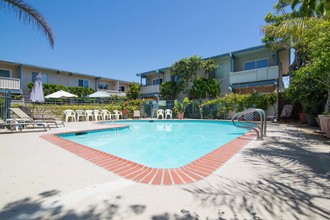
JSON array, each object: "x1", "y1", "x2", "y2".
[
  {"x1": 0, "y1": 60, "x2": 129, "y2": 98},
  {"x1": 137, "y1": 45, "x2": 290, "y2": 98}
]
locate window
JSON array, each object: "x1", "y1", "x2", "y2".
[
  {"x1": 78, "y1": 79, "x2": 89, "y2": 88},
  {"x1": 256, "y1": 59, "x2": 269, "y2": 68},
  {"x1": 215, "y1": 64, "x2": 224, "y2": 79},
  {"x1": 170, "y1": 75, "x2": 179, "y2": 82},
  {"x1": 98, "y1": 82, "x2": 109, "y2": 90},
  {"x1": 0, "y1": 69, "x2": 10, "y2": 78},
  {"x1": 152, "y1": 78, "x2": 163, "y2": 85},
  {"x1": 244, "y1": 59, "x2": 269, "y2": 70},
  {"x1": 32, "y1": 72, "x2": 48, "y2": 83},
  {"x1": 244, "y1": 62, "x2": 256, "y2": 70},
  {"x1": 119, "y1": 86, "x2": 125, "y2": 92}
]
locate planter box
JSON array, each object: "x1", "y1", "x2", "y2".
[{"x1": 318, "y1": 115, "x2": 330, "y2": 138}]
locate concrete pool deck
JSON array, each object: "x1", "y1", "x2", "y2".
[{"x1": 0, "y1": 121, "x2": 329, "y2": 219}]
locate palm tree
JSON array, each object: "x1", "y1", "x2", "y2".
[
  {"x1": 263, "y1": 0, "x2": 330, "y2": 73},
  {"x1": 0, "y1": 0, "x2": 54, "y2": 48},
  {"x1": 290, "y1": 0, "x2": 330, "y2": 17},
  {"x1": 263, "y1": 1, "x2": 330, "y2": 113}
]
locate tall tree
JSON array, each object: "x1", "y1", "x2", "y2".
[
  {"x1": 159, "y1": 81, "x2": 180, "y2": 100},
  {"x1": 262, "y1": 0, "x2": 329, "y2": 73},
  {"x1": 170, "y1": 56, "x2": 217, "y2": 93},
  {"x1": 290, "y1": 0, "x2": 330, "y2": 17},
  {"x1": 263, "y1": 1, "x2": 330, "y2": 113},
  {"x1": 189, "y1": 77, "x2": 221, "y2": 99},
  {"x1": 126, "y1": 82, "x2": 140, "y2": 100},
  {"x1": 0, "y1": 0, "x2": 54, "y2": 48}
]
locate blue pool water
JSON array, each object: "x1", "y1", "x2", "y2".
[{"x1": 58, "y1": 120, "x2": 248, "y2": 168}]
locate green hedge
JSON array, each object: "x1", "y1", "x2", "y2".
[{"x1": 11, "y1": 100, "x2": 143, "y2": 119}]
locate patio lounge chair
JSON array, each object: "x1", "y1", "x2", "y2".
[
  {"x1": 10, "y1": 107, "x2": 65, "y2": 128},
  {"x1": 18, "y1": 106, "x2": 63, "y2": 124},
  {"x1": 0, "y1": 118, "x2": 19, "y2": 132},
  {"x1": 268, "y1": 104, "x2": 293, "y2": 122},
  {"x1": 1, "y1": 118, "x2": 48, "y2": 132}
]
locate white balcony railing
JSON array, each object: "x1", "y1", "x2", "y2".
[
  {"x1": 97, "y1": 89, "x2": 126, "y2": 96},
  {"x1": 229, "y1": 66, "x2": 279, "y2": 85},
  {"x1": 140, "y1": 85, "x2": 160, "y2": 94},
  {"x1": 0, "y1": 77, "x2": 20, "y2": 90}
]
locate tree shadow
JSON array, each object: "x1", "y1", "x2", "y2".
[
  {"x1": 0, "y1": 191, "x2": 202, "y2": 220},
  {"x1": 1, "y1": 124, "x2": 328, "y2": 220},
  {"x1": 182, "y1": 124, "x2": 330, "y2": 219}
]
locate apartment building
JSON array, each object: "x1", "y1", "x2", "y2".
[
  {"x1": 0, "y1": 60, "x2": 129, "y2": 98},
  {"x1": 137, "y1": 45, "x2": 290, "y2": 98}
]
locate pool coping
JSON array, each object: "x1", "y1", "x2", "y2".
[{"x1": 41, "y1": 123, "x2": 256, "y2": 186}]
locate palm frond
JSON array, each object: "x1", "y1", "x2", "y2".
[{"x1": 1, "y1": 0, "x2": 54, "y2": 48}]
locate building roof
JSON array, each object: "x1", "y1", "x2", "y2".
[
  {"x1": 136, "y1": 45, "x2": 268, "y2": 77},
  {"x1": 0, "y1": 59, "x2": 130, "y2": 83}
]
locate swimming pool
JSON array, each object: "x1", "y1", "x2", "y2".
[{"x1": 57, "y1": 120, "x2": 249, "y2": 169}]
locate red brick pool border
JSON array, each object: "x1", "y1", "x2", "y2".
[{"x1": 41, "y1": 125, "x2": 255, "y2": 185}]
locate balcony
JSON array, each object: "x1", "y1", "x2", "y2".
[
  {"x1": 140, "y1": 85, "x2": 160, "y2": 94},
  {"x1": 0, "y1": 77, "x2": 20, "y2": 90},
  {"x1": 229, "y1": 66, "x2": 279, "y2": 85},
  {"x1": 97, "y1": 89, "x2": 126, "y2": 96}
]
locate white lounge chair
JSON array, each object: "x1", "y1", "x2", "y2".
[
  {"x1": 0, "y1": 118, "x2": 19, "y2": 132},
  {"x1": 165, "y1": 109, "x2": 172, "y2": 119},
  {"x1": 10, "y1": 107, "x2": 64, "y2": 127},
  {"x1": 1, "y1": 118, "x2": 48, "y2": 132},
  {"x1": 157, "y1": 109, "x2": 164, "y2": 119}
]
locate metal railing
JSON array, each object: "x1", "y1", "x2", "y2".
[
  {"x1": 229, "y1": 66, "x2": 279, "y2": 84},
  {"x1": 0, "y1": 77, "x2": 20, "y2": 90},
  {"x1": 231, "y1": 108, "x2": 266, "y2": 140}
]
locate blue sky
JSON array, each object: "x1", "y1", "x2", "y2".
[{"x1": 0, "y1": 0, "x2": 278, "y2": 82}]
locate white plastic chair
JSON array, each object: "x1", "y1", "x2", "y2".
[
  {"x1": 165, "y1": 109, "x2": 172, "y2": 119},
  {"x1": 157, "y1": 109, "x2": 164, "y2": 119},
  {"x1": 64, "y1": 109, "x2": 76, "y2": 122},
  {"x1": 113, "y1": 110, "x2": 122, "y2": 120},
  {"x1": 101, "y1": 110, "x2": 114, "y2": 120},
  {"x1": 93, "y1": 110, "x2": 102, "y2": 121},
  {"x1": 133, "y1": 110, "x2": 141, "y2": 119},
  {"x1": 76, "y1": 110, "x2": 86, "y2": 122},
  {"x1": 85, "y1": 110, "x2": 94, "y2": 121}
]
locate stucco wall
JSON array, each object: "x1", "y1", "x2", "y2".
[
  {"x1": 234, "y1": 50, "x2": 275, "y2": 72},
  {"x1": 213, "y1": 56, "x2": 231, "y2": 95},
  {"x1": 0, "y1": 62, "x2": 19, "y2": 78},
  {"x1": 20, "y1": 67, "x2": 99, "y2": 95}
]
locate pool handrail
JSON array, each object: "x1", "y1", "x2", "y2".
[{"x1": 231, "y1": 108, "x2": 266, "y2": 140}]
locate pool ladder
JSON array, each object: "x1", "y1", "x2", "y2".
[{"x1": 231, "y1": 108, "x2": 266, "y2": 140}]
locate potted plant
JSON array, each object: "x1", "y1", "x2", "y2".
[
  {"x1": 122, "y1": 109, "x2": 129, "y2": 119},
  {"x1": 302, "y1": 100, "x2": 324, "y2": 127},
  {"x1": 173, "y1": 98, "x2": 191, "y2": 119}
]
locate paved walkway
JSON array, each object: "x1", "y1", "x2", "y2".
[{"x1": 0, "y1": 121, "x2": 329, "y2": 219}]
